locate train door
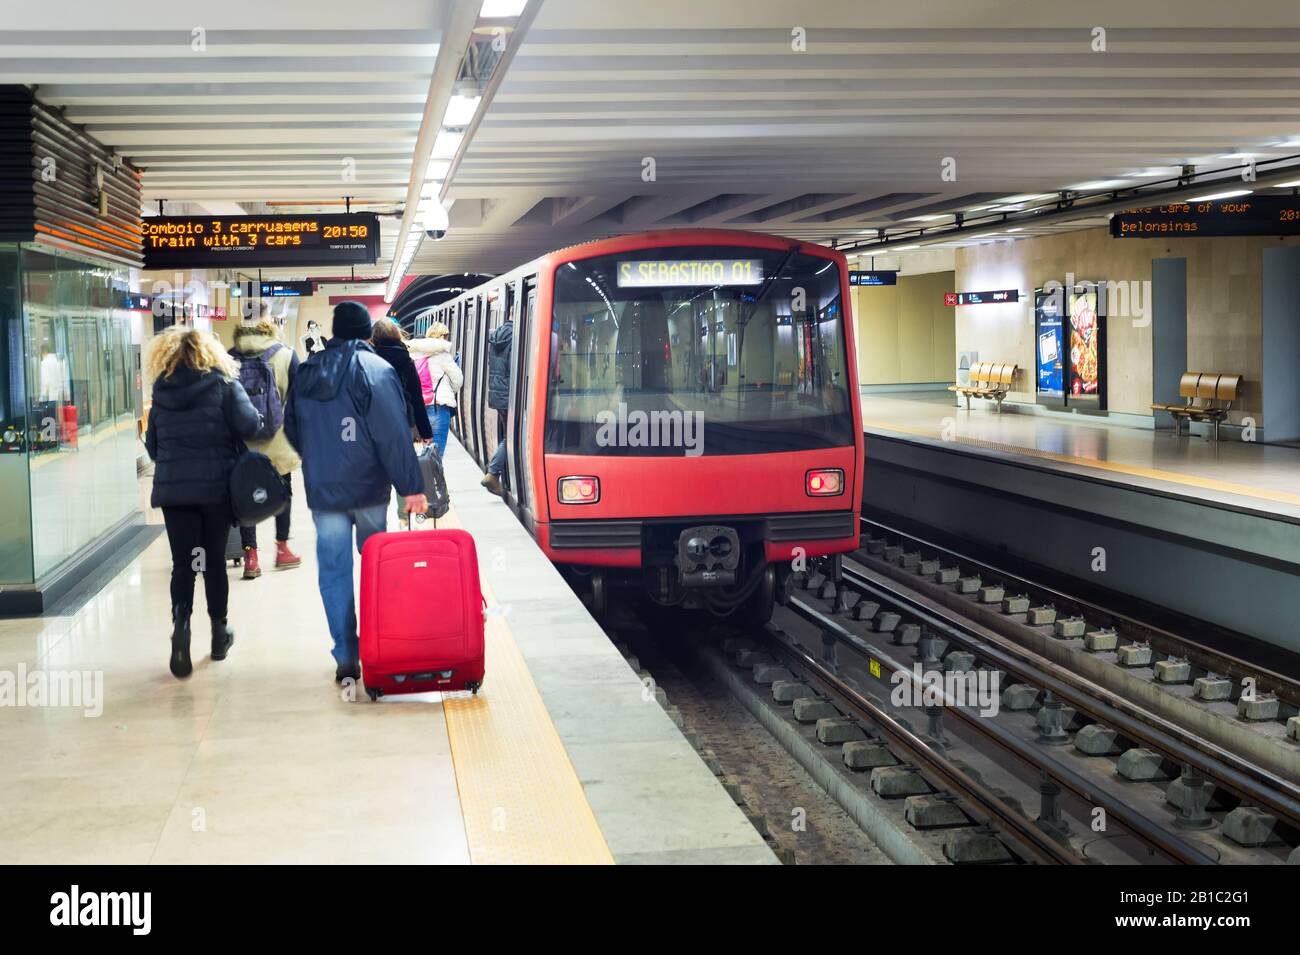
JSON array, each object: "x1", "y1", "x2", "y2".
[
  {"x1": 473, "y1": 290, "x2": 498, "y2": 471},
  {"x1": 496, "y1": 283, "x2": 515, "y2": 498},
  {"x1": 451, "y1": 301, "x2": 466, "y2": 445},
  {"x1": 463, "y1": 295, "x2": 481, "y2": 463},
  {"x1": 509, "y1": 277, "x2": 536, "y2": 516}
]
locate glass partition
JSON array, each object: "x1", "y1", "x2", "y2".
[
  {"x1": 0, "y1": 244, "x2": 34, "y2": 584},
  {"x1": 5, "y1": 245, "x2": 139, "y2": 583}
]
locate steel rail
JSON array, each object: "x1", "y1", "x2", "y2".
[
  {"x1": 767, "y1": 620, "x2": 1085, "y2": 865},
  {"x1": 858, "y1": 515, "x2": 1300, "y2": 706},
  {"x1": 782, "y1": 595, "x2": 1220, "y2": 864}
]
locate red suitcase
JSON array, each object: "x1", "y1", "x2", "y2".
[{"x1": 359, "y1": 527, "x2": 485, "y2": 701}]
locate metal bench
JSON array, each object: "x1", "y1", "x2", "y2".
[
  {"x1": 1151, "y1": 371, "x2": 1242, "y2": 440},
  {"x1": 949, "y1": 361, "x2": 1018, "y2": 411}
]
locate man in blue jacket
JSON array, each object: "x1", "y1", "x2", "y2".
[{"x1": 285, "y1": 301, "x2": 427, "y2": 682}]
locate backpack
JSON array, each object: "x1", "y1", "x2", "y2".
[
  {"x1": 229, "y1": 449, "x2": 289, "y2": 525},
  {"x1": 409, "y1": 444, "x2": 451, "y2": 524},
  {"x1": 231, "y1": 344, "x2": 285, "y2": 440},
  {"x1": 413, "y1": 355, "x2": 435, "y2": 405}
]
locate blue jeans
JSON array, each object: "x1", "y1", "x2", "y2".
[
  {"x1": 488, "y1": 414, "x2": 507, "y2": 477},
  {"x1": 311, "y1": 504, "x2": 388, "y2": 665},
  {"x1": 427, "y1": 405, "x2": 451, "y2": 457}
]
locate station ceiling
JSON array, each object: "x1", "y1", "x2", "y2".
[{"x1": 5, "y1": 0, "x2": 1300, "y2": 277}]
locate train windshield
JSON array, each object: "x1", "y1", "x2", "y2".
[{"x1": 545, "y1": 245, "x2": 853, "y2": 456}]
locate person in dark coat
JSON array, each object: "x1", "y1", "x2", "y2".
[
  {"x1": 369, "y1": 318, "x2": 434, "y2": 443},
  {"x1": 283, "y1": 302, "x2": 426, "y2": 682},
  {"x1": 145, "y1": 326, "x2": 262, "y2": 679},
  {"x1": 481, "y1": 317, "x2": 513, "y2": 496}
]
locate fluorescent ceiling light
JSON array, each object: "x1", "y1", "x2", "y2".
[
  {"x1": 890, "y1": 244, "x2": 920, "y2": 251},
  {"x1": 1184, "y1": 189, "x2": 1253, "y2": 202},
  {"x1": 906, "y1": 214, "x2": 946, "y2": 222},
  {"x1": 480, "y1": 0, "x2": 527, "y2": 15},
  {"x1": 1068, "y1": 179, "x2": 1128, "y2": 191},
  {"x1": 1219, "y1": 152, "x2": 1255, "y2": 160},
  {"x1": 1006, "y1": 227, "x2": 1023, "y2": 232},
  {"x1": 425, "y1": 159, "x2": 451, "y2": 182},
  {"x1": 1130, "y1": 166, "x2": 1181, "y2": 178},
  {"x1": 996, "y1": 193, "x2": 1052, "y2": 205},
  {"x1": 431, "y1": 129, "x2": 463, "y2": 159},
  {"x1": 1273, "y1": 179, "x2": 1300, "y2": 188},
  {"x1": 443, "y1": 94, "x2": 481, "y2": 128}
]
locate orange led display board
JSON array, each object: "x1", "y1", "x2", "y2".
[{"x1": 143, "y1": 213, "x2": 380, "y2": 268}]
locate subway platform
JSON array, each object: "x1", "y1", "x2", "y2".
[
  {"x1": 859, "y1": 393, "x2": 1300, "y2": 660},
  {"x1": 0, "y1": 440, "x2": 774, "y2": 865}
]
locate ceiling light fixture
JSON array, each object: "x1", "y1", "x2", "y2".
[
  {"x1": 480, "y1": 0, "x2": 527, "y2": 15},
  {"x1": 443, "y1": 93, "x2": 482, "y2": 127},
  {"x1": 1184, "y1": 189, "x2": 1253, "y2": 202}
]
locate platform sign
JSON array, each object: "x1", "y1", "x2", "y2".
[
  {"x1": 945, "y1": 289, "x2": 1020, "y2": 306},
  {"x1": 1110, "y1": 196, "x2": 1300, "y2": 238},
  {"x1": 849, "y1": 270, "x2": 898, "y2": 286},
  {"x1": 142, "y1": 214, "x2": 380, "y2": 269},
  {"x1": 260, "y1": 281, "x2": 314, "y2": 297}
]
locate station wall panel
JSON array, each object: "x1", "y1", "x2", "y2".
[
  {"x1": 853, "y1": 270, "x2": 955, "y2": 385},
  {"x1": 956, "y1": 226, "x2": 1300, "y2": 429}
]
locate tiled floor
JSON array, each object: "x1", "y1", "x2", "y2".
[
  {"x1": 861, "y1": 393, "x2": 1300, "y2": 519},
  {"x1": 0, "y1": 473, "x2": 472, "y2": 865}
]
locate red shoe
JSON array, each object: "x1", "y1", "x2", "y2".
[
  {"x1": 242, "y1": 547, "x2": 261, "y2": 579},
  {"x1": 275, "y1": 540, "x2": 302, "y2": 569}
]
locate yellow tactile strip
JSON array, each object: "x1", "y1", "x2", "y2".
[
  {"x1": 435, "y1": 508, "x2": 614, "y2": 865},
  {"x1": 862, "y1": 417, "x2": 1300, "y2": 510}
]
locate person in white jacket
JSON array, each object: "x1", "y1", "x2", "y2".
[{"x1": 407, "y1": 322, "x2": 463, "y2": 457}]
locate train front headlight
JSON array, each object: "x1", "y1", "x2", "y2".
[
  {"x1": 558, "y1": 476, "x2": 600, "y2": 504},
  {"x1": 805, "y1": 468, "x2": 844, "y2": 496}
]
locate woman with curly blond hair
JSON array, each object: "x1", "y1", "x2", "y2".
[{"x1": 145, "y1": 326, "x2": 261, "y2": 679}]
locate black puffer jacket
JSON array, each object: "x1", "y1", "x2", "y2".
[
  {"x1": 146, "y1": 367, "x2": 261, "y2": 508},
  {"x1": 372, "y1": 341, "x2": 434, "y2": 441}
]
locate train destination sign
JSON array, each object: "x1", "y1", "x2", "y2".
[
  {"x1": 142, "y1": 214, "x2": 381, "y2": 268},
  {"x1": 616, "y1": 259, "x2": 764, "y2": 287},
  {"x1": 1110, "y1": 196, "x2": 1300, "y2": 238}
]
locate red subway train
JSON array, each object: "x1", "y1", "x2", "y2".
[{"x1": 418, "y1": 229, "x2": 864, "y2": 621}]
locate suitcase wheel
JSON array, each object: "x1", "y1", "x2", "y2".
[
  {"x1": 466, "y1": 681, "x2": 481, "y2": 695},
  {"x1": 366, "y1": 687, "x2": 383, "y2": 702}
]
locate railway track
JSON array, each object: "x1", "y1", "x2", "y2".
[
  {"x1": 746, "y1": 552, "x2": 1300, "y2": 864},
  {"x1": 858, "y1": 515, "x2": 1300, "y2": 729},
  {"x1": 589, "y1": 521, "x2": 1300, "y2": 864}
]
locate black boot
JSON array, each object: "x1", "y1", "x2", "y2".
[
  {"x1": 335, "y1": 661, "x2": 360, "y2": 684},
  {"x1": 211, "y1": 617, "x2": 235, "y2": 661},
  {"x1": 169, "y1": 604, "x2": 193, "y2": 679}
]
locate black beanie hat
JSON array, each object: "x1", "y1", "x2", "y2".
[{"x1": 332, "y1": 301, "x2": 373, "y2": 340}]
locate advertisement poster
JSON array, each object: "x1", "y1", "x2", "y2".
[
  {"x1": 1034, "y1": 289, "x2": 1064, "y2": 398},
  {"x1": 1068, "y1": 286, "x2": 1100, "y2": 399}
]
